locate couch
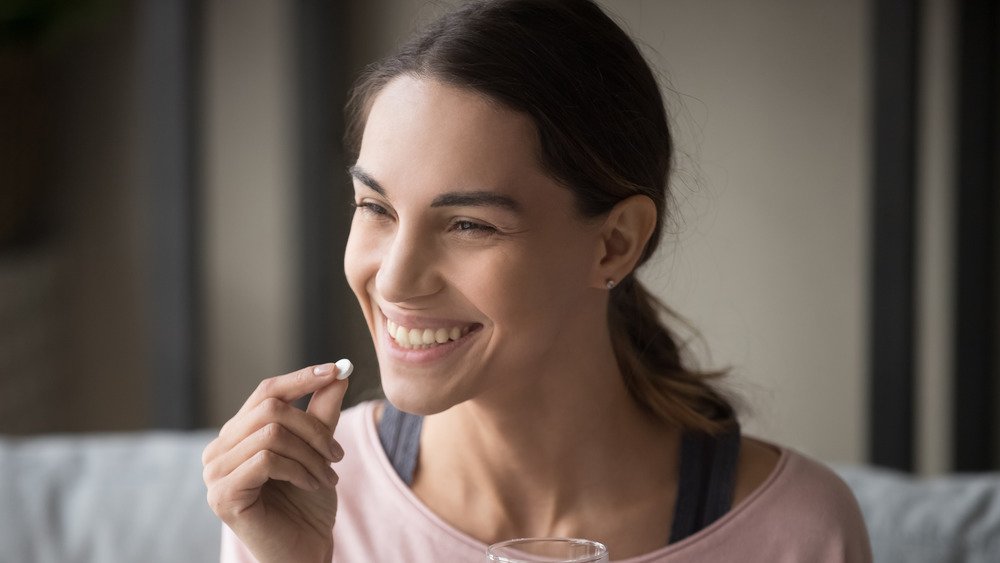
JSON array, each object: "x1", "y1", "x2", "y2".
[
  {"x1": 1, "y1": 431, "x2": 998, "y2": 562},
  {"x1": 0, "y1": 431, "x2": 219, "y2": 563}
]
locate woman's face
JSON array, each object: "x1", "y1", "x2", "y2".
[{"x1": 344, "y1": 76, "x2": 603, "y2": 414}]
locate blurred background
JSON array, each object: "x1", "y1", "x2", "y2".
[{"x1": 0, "y1": 0, "x2": 996, "y2": 477}]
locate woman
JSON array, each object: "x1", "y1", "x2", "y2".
[{"x1": 202, "y1": 0, "x2": 872, "y2": 561}]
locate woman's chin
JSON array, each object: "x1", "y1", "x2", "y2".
[{"x1": 380, "y1": 379, "x2": 457, "y2": 417}]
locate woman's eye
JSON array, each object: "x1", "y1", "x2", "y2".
[
  {"x1": 352, "y1": 201, "x2": 391, "y2": 217},
  {"x1": 452, "y1": 220, "x2": 498, "y2": 236}
]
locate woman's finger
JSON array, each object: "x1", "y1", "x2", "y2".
[
  {"x1": 208, "y1": 450, "x2": 323, "y2": 520},
  {"x1": 234, "y1": 361, "x2": 351, "y2": 420},
  {"x1": 204, "y1": 396, "x2": 342, "y2": 465},
  {"x1": 306, "y1": 377, "x2": 351, "y2": 432},
  {"x1": 203, "y1": 421, "x2": 339, "y2": 488},
  {"x1": 306, "y1": 360, "x2": 353, "y2": 431}
]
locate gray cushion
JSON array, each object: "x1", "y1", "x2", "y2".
[
  {"x1": 834, "y1": 465, "x2": 1000, "y2": 563},
  {"x1": 0, "y1": 431, "x2": 219, "y2": 563}
]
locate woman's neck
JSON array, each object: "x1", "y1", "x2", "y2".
[{"x1": 410, "y1": 326, "x2": 682, "y2": 548}]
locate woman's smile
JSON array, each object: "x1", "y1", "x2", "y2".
[{"x1": 378, "y1": 306, "x2": 484, "y2": 365}]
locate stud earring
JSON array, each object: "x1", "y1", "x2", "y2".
[{"x1": 606, "y1": 279, "x2": 616, "y2": 290}]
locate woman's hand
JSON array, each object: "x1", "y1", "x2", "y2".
[{"x1": 202, "y1": 362, "x2": 351, "y2": 563}]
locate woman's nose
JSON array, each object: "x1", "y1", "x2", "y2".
[{"x1": 375, "y1": 228, "x2": 443, "y2": 303}]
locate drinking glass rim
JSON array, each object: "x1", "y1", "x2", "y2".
[{"x1": 486, "y1": 537, "x2": 609, "y2": 562}]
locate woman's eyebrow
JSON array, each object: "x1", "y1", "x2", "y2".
[
  {"x1": 348, "y1": 165, "x2": 387, "y2": 196},
  {"x1": 349, "y1": 165, "x2": 522, "y2": 213},
  {"x1": 430, "y1": 192, "x2": 521, "y2": 213}
]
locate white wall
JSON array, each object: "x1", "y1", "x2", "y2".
[{"x1": 202, "y1": 0, "x2": 300, "y2": 425}]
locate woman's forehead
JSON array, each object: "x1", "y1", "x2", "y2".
[{"x1": 358, "y1": 76, "x2": 545, "y2": 190}]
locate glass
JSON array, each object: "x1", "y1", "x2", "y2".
[{"x1": 486, "y1": 537, "x2": 610, "y2": 562}]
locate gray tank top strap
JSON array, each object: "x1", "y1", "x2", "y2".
[
  {"x1": 377, "y1": 402, "x2": 423, "y2": 486},
  {"x1": 668, "y1": 424, "x2": 742, "y2": 543}
]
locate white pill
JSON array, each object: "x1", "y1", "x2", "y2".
[{"x1": 334, "y1": 358, "x2": 353, "y2": 380}]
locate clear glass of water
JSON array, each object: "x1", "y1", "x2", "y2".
[{"x1": 486, "y1": 537, "x2": 609, "y2": 562}]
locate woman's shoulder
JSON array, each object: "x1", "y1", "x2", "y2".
[
  {"x1": 759, "y1": 441, "x2": 864, "y2": 514},
  {"x1": 725, "y1": 437, "x2": 873, "y2": 558},
  {"x1": 651, "y1": 436, "x2": 873, "y2": 562},
  {"x1": 735, "y1": 437, "x2": 863, "y2": 517},
  {"x1": 732, "y1": 436, "x2": 782, "y2": 507}
]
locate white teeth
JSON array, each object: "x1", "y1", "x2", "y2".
[
  {"x1": 407, "y1": 328, "x2": 422, "y2": 346},
  {"x1": 385, "y1": 317, "x2": 475, "y2": 349},
  {"x1": 435, "y1": 328, "x2": 449, "y2": 344}
]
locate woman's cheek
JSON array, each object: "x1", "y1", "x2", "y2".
[{"x1": 470, "y1": 248, "x2": 543, "y2": 317}]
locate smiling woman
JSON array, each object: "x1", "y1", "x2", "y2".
[
  {"x1": 345, "y1": 77, "x2": 618, "y2": 418},
  {"x1": 204, "y1": 1, "x2": 873, "y2": 561}
]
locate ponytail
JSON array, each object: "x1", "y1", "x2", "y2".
[{"x1": 609, "y1": 276, "x2": 735, "y2": 434}]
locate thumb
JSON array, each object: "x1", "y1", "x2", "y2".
[{"x1": 306, "y1": 358, "x2": 353, "y2": 431}]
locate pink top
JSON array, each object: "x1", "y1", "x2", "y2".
[{"x1": 221, "y1": 401, "x2": 872, "y2": 562}]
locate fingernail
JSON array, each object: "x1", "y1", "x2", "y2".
[
  {"x1": 330, "y1": 438, "x2": 344, "y2": 461},
  {"x1": 313, "y1": 363, "x2": 335, "y2": 377},
  {"x1": 334, "y1": 358, "x2": 353, "y2": 380}
]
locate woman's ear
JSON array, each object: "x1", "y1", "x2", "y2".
[{"x1": 591, "y1": 195, "x2": 658, "y2": 288}]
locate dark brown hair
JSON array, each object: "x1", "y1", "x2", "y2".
[{"x1": 345, "y1": 0, "x2": 735, "y2": 433}]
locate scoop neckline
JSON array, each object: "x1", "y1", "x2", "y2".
[{"x1": 358, "y1": 400, "x2": 791, "y2": 561}]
